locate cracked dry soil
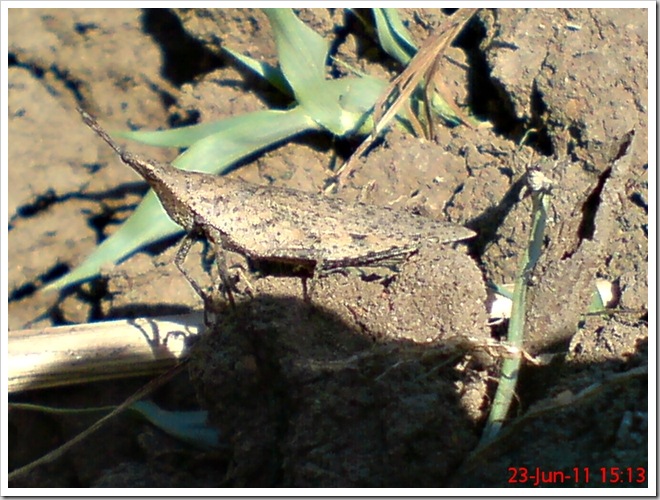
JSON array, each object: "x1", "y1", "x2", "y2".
[{"x1": 8, "y1": 8, "x2": 649, "y2": 488}]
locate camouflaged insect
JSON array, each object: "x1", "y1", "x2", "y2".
[{"x1": 80, "y1": 109, "x2": 475, "y2": 301}]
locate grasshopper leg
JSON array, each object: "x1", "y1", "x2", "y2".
[
  {"x1": 211, "y1": 237, "x2": 236, "y2": 308},
  {"x1": 205, "y1": 227, "x2": 238, "y2": 308},
  {"x1": 175, "y1": 232, "x2": 206, "y2": 300},
  {"x1": 175, "y1": 232, "x2": 220, "y2": 325},
  {"x1": 303, "y1": 260, "x2": 330, "y2": 303},
  {"x1": 301, "y1": 277, "x2": 310, "y2": 303}
]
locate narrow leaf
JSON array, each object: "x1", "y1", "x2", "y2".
[
  {"x1": 373, "y1": 8, "x2": 417, "y2": 65},
  {"x1": 265, "y1": 9, "x2": 351, "y2": 135},
  {"x1": 129, "y1": 401, "x2": 222, "y2": 450},
  {"x1": 223, "y1": 46, "x2": 293, "y2": 96}
]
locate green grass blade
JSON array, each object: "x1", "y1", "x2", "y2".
[
  {"x1": 114, "y1": 119, "x2": 241, "y2": 148},
  {"x1": 479, "y1": 187, "x2": 550, "y2": 446},
  {"x1": 382, "y1": 9, "x2": 417, "y2": 54},
  {"x1": 9, "y1": 402, "x2": 115, "y2": 415},
  {"x1": 429, "y1": 93, "x2": 463, "y2": 127},
  {"x1": 266, "y1": 8, "x2": 355, "y2": 135},
  {"x1": 333, "y1": 75, "x2": 387, "y2": 115},
  {"x1": 45, "y1": 194, "x2": 180, "y2": 291},
  {"x1": 171, "y1": 108, "x2": 317, "y2": 174},
  {"x1": 46, "y1": 107, "x2": 318, "y2": 290},
  {"x1": 223, "y1": 46, "x2": 293, "y2": 96},
  {"x1": 587, "y1": 288, "x2": 606, "y2": 313},
  {"x1": 330, "y1": 75, "x2": 388, "y2": 134},
  {"x1": 115, "y1": 108, "x2": 306, "y2": 149},
  {"x1": 10, "y1": 401, "x2": 221, "y2": 451},
  {"x1": 265, "y1": 8, "x2": 328, "y2": 90},
  {"x1": 129, "y1": 401, "x2": 221, "y2": 450},
  {"x1": 373, "y1": 8, "x2": 417, "y2": 65}
]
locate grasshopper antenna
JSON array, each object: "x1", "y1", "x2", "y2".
[{"x1": 77, "y1": 107, "x2": 126, "y2": 158}]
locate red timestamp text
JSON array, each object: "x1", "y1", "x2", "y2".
[{"x1": 508, "y1": 466, "x2": 647, "y2": 486}]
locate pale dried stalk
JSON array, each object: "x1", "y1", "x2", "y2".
[
  {"x1": 335, "y1": 8, "x2": 479, "y2": 184},
  {"x1": 8, "y1": 312, "x2": 204, "y2": 393}
]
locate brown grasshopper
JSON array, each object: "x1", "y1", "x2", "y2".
[{"x1": 79, "y1": 109, "x2": 475, "y2": 306}]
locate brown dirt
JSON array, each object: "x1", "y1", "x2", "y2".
[{"x1": 8, "y1": 8, "x2": 648, "y2": 488}]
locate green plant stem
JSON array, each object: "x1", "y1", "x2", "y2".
[{"x1": 479, "y1": 188, "x2": 549, "y2": 447}]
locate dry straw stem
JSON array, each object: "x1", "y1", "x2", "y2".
[
  {"x1": 336, "y1": 8, "x2": 478, "y2": 183},
  {"x1": 8, "y1": 312, "x2": 203, "y2": 393}
]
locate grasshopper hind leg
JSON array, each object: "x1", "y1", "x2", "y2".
[
  {"x1": 210, "y1": 238, "x2": 236, "y2": 308},
  {"x1": 175, "y1": 232, "x2": 217, "y2": 325},
  {"x1": 175, "y1": 230, "x2": 236, "y2": 327}
]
